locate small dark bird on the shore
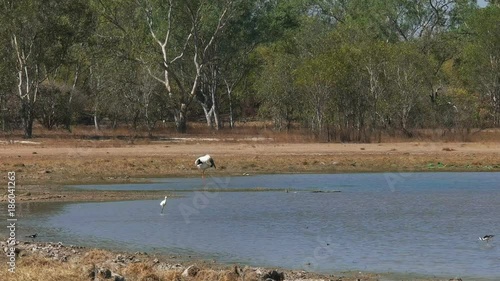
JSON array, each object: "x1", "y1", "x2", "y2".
[
  {"x1": 479, "y1": 235, "x2": 494, "y2": 242},
  {"x1": 26, "y1": 233, "x2": 37, "y2": 241}
]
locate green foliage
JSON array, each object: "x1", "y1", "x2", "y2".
[
  {"x1": 35, "y1": 83, "x2": 87, "y2": 130},
  {"x1": 1, "y1": 0, "x2": 98, "y2": 137},
  {"x1": 255, "y1": 49, "x2": 300, "y2": 130},
  {"x1": 0, "y1": 0, "x2": 498, "y2": 139},
  {"x1": 458, "y1": 6, "x2": 500, "y2": 126}
]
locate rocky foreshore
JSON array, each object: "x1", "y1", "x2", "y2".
[{"x1": 1, "y1": 240, "x2": 383, "y2": 281}]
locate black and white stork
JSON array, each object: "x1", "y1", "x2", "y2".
[
  {"x1": 195, "y1": 154, "x2": 216, "y2": 182},
  {"x1": 26, "y1": 233, "x2": 37, "y2": 242},
  {"x1": 479, "y1": 235, "x2": 494, "y2": 242}
]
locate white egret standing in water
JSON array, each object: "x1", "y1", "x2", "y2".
[{"x1": 160, "y1": 196, "x2": 168, "y2": 214}]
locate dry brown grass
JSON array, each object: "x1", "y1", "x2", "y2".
[
  {"x1": 123, "y1": 266, "x2": 248, "y2": 281},
  {"x1": 0, "y1": 243, "x2": 451, "y2": 281},
  {"x1": 5, "y1": 123, "x2": 499, "y2": 143},
  {"x1": 124, "y1": 263, "x2": 161, "y2": 280},
  {"x1": 378, "y1": 128, "x2": 500, "y2": 143},
  {"x1": 81, "y1": 249, "x2": 114, "y2": 265},
  {"x1": 161, "y1": 271, "x2": 183, "y2": 281},
  {"x1": 1, "y1": 254, "x2": 255, "y2": 281},
  {"x1": 3, "y1": 255, "x2": 86, "y2": 281}
]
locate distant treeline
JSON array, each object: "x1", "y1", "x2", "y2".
[{"x1": 0, "y1": 0, "x2": 499, "y2": 141}]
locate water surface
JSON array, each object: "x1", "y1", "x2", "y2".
[
  {"x1": 71, "y1": 172, "x2": 499, "y2": 192},
  {"x1": 2, "y1": 172, "x2": 499, "y2": 280}
]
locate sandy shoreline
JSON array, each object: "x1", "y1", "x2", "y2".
[{"x1": 1, "y1": 139, "x2": 499, "y2": 203}]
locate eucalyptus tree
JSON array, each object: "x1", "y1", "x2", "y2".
[
  {"x1": 119, "y1": 63, "x2": 165, "y2": 135},
  {"x1": 360, "y1": 41, "x2": 392, "y2": 140},
  {"x1": 136, "y1": 0, "x2": 237, "y2": 133},
  {"x1": 295, "y1": 55, "x2": 334, "y2": 137},
  {"x1": 459, "y1": 6, "x2": 500, "y2": 126},
  {"x1": 370, "y1": 0, "x2": 477, "y2": 41},
  {"x1": 486, "y1": 0, "x2": 500, "y2": 6},
  {"x1": 196, "y1": 0, "x2": 272, "y2": 129},
  {"x1": 2, "y1": 0, "x2": 95, "y2": 138},
  {"x1": 252, "y1": 0, "x2": 320, "y2": 131},
  {"x1": 291, "y1": 18, "x2": 336, "y2": 138},
  {"x1": 384, "y1": 43, "x2": 433, "y2": 136},
  {"x1": 88, "y1": 0, "x2": 156, "y2": 131},
  {"x1": 256, "y1": 51, "x2": 301, "y2": 131},
  {"x1": 0, "y1": 23, "x2": 16, "y2": 131}
]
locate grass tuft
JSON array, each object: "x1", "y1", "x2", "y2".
[{"x1": 7, "y1": 256, "x2": 85, "y2": 281}]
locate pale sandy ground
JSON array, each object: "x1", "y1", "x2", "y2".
[
  {"x1": 2, "y1": 139, "x2": 500, "y2": 157},
  {"x1": 0, "y1": 139, "x2": 499, "y2": 202}
]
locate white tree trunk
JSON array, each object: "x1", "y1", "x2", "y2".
[
  {"x1": 12, "y1": 33, "x2": 39, "y2": 138},
  {"x1": 143, "y1": 0, "x2": 232, "y2": 133}
]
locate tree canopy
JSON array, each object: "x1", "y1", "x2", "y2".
[{"x1": 1, "y1": 0, "x2": 498, "y2": 140}]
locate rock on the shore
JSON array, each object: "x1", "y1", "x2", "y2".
[
  {"x1": 114, "y1": 254, "x2": 125, "y2": 263},
  {"x1": 182, "y1": 264, "x2": 200, "y2": 277},
  {"x1": 112, "y1": 273, "x2": 126, "y2": 281},
  {"x1": 85, "y1": 264, "x2": 97, "y2": 279},
  {"x1": 218, "y1": 265, "x2": 243, "y2": 281},
  {"x1": 98, "y1": 267, "x2": 112, "y2": 279},
  {"x1": 86, "y1": 265, "x2": 125, "y2": 281},
  {"x1": 262, "y1": 269, "x2": 285, "y2": 281}
]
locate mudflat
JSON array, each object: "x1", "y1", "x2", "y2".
[{"x1": 1, "y1": 139, "x2": 499, "y2": 202}]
